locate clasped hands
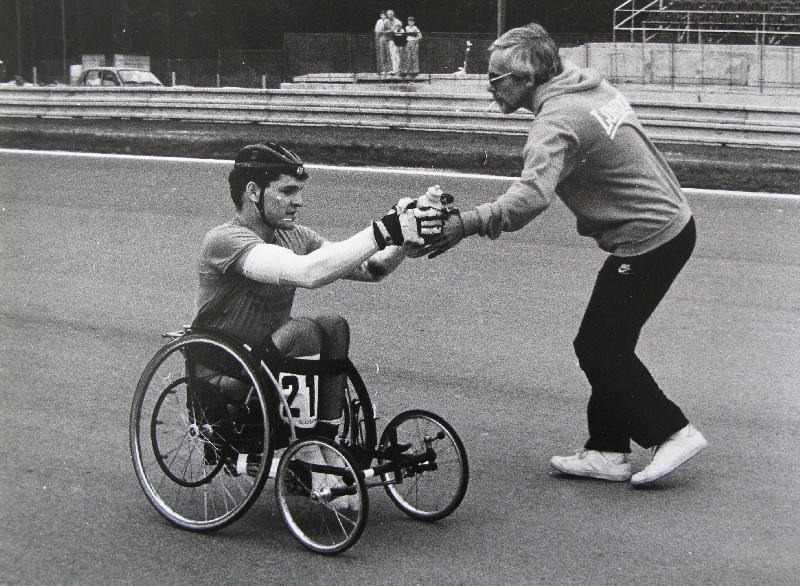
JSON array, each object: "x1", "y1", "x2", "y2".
[{"x1": 373, "y1": 185, "x2": 463, "y2": 258}]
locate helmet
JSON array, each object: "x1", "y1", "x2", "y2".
[{"x1": 232, "y1": 142, "x2": 308, "y2": 183}]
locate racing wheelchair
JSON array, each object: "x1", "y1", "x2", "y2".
[{"x1": 129, "y1": 326, "x2": 469, "y2": 554}]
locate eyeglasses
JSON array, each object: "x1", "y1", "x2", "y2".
[{"x1": 488, "y1": 71, "x2": 516, "y2": 88}]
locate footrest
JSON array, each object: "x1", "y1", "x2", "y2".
[{"x1": 381, "y1": 441, "x2": 413, "y2": 458}]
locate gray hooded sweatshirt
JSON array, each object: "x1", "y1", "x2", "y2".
[{"x1": 460, "y1": 61, "x2": 692, "y2": 257}]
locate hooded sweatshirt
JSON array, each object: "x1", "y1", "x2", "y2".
[{"x1": 460, "y1": 62, "x2": 691, "y2": 256}]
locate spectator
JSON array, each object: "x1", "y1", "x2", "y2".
[
  {"x1": 384, "y1": 10, "x2": 403, "y2": 75},
  {"x1": 374, "y1": 11, "x2": 389, "y2": 75},
  {"x1": 390, "y1": 19, "x2": 407, "y2": 76},
  {"x1": 404, "y1": 17, "x2": 422, "y2": 76}
]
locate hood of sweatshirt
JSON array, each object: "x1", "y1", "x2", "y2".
[{"x1": 530, "y1": 60, "x2": 604, "y2": 115}]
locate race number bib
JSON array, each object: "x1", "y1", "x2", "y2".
[{"x1": 278, "y1": 355, "x2": 319, "y2": 429}]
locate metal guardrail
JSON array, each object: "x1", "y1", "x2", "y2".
[{"x1": 0, "y1": 85, "x2": 798, "y2": 150}]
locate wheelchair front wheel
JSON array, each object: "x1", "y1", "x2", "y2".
[
  {"x1": 130, "y1": 333, "x2": 275, "y2": 532},
  {"x1": 379, "y1": 409, "x2": 469, "y2": 521},
  {"x1": 275, "y1": 437, "x2": 368, "y2": 555}
]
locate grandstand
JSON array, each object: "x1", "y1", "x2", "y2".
[{"x1": 613, "y1": 0, "x2": 800, "y2": 44}]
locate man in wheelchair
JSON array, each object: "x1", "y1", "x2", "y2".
[{"x1": 190, "y1": 142, "x2": 447, "y2": 474}]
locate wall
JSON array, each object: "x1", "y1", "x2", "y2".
[{"x1": 561, "y1": 42, "x2": 800, "y2": 89}]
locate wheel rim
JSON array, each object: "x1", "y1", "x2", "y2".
[
  {"x1": 337, "y1": 379, "x2": 377, "y2": 468},
  {"x1": 275, "y1": 438, "x2": 367, "y2": 554},
  {"x1": 150, "y1": 377, "x2": 224, "y2": 487},
  {"x1": 379, "y1": 410, "x2": 468, "y2": 521},
  {"x1": 130, "y1": 335, "x2": 273, "y2": 531}
]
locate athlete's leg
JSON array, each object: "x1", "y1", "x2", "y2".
[
  {"x1": 271, "y1": 315, "x2": 350, "y2": 437},
  {"x1": 306, "y1": 315, "x2": 350, "y2": 423}
]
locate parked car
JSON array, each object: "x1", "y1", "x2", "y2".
[{"x1": 76, "y1": 67, "x2": 163, "y2": 87}]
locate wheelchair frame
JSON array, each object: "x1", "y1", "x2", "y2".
[{"x1": 129, "y1": 326, "x2": 468, "y2": 554}]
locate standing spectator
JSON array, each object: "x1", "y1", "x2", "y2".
[
  {"x1": 421, "y1": 23, "x2": 707, "y2": 487},
  {"x1": 384, "y1": 10, "x2": 403, "y2": 75},
  {"x1": 404, "y1": 17, "x2": 422, "y2": 76},
  {"x1": 374, "y1": 11, "x2": 389, "y2": 75},
  {"x1": 390, "y1": 19, "x2": 407, "y2": 76}
]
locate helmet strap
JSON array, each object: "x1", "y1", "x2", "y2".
[{"x1": 256, "y1": 185, "x2": 271, "y2": 226}]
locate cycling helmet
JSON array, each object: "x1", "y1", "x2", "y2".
[
  {"x1": 232, "y1": 142, "x2": 308, "y2": 182},
  {"x1": 229, "y1": 142, "x2": 308, "y2": 224}
]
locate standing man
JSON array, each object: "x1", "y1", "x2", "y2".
[
  {"x1": 374, "y1": 11, "x2": 389, "y2": 75},
  {"x1": 383, "y1": 10, "x2": 403, "y2": 75},
  {"x1": 422, "y1": 23, "x2": 707, "y2": 486}
]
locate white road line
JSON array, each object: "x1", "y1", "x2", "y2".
[{"x1": 2, "y1": 147, "x2": 798, "y2": 201}]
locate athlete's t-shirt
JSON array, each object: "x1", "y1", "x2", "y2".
[{"x1": 194, "y1": 219, "x2": 326, "y2": 348}]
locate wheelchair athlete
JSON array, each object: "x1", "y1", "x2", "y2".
[{"x1": 193, "y1": 142, "x2": 443, "y2": 448}]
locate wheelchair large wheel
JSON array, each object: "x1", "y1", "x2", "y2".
[
  {"x1": 337, "y1": 366, "x2": 377, "y2": 468},
  {"x1": 130, "y1": 333, "x2": 275, "y2": 532},
  {"x1": 275, "y1": 437, "x2": 368, "y2": 555},
  {"x1": 379, "y1": 409, "x2": 469, "y2": 521}
]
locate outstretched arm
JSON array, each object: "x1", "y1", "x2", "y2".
[
  {"x1": 346, "y1": 245, "x2": 406, "y2": 282},
  {"x1": 239, "y1": 227, "x2": 379, "y2": 289},
  {"x1": 237, "y1": 195, "x2": 443, "y2": 288}
]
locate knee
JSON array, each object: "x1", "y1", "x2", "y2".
[
  {"x1": 273, "y1": 317, "x2": 324, "y2": 357},
  {"x1": 331, "y1": 315, "x2": 350, "y2": 345},
  {"x1": 574, "y1": 330, "x2": 631, "y2": 372},
  {"x1": 574, "y1": 331, "x2": 612, "y2": 369},
  {"x1": 314, "y1": 315, "x2": 350, "y2": 357},
  {"x1": 318, "y1": 314, "x2": 350, "y2": 344}
]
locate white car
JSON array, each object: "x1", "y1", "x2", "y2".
[{"x1": 76, "y1": 67, "x2": 163, "y2": 87}]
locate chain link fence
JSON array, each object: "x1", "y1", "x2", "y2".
[{"x1": 26, "y1": 32, "x2": 800, "y2": 91}]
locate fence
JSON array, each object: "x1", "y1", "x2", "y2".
[{"x1": 25, "y1": 33, "x2": 800, "y2": 91}]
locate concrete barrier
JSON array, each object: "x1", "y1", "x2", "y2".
[{"x1": 0, "y1": 83, "x2": 798, "y2": 150}]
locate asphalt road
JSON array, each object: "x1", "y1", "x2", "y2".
[{"x1": 1, "y1": 150, "x2": 798, "y2": 584}]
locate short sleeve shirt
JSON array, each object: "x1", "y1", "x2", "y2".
[{"x1": 193, "y1": 220, "x2": 326, "y2": 347}]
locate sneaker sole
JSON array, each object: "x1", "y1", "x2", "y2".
[
  {"x1": 630, "y1": 439, "x2": 707, "y2": 486},
  {"x1": 550, "y1": 461, "x2": 632, "y2": 482}
]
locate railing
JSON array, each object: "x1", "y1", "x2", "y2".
[
  {"x1": 0, "y1": 84, "x2": 798, "y2": 150},
  {"x1": 613, "y1": 0, "x2": 800, "y2": 43}
]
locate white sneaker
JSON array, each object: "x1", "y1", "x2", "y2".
[
  {"x1": 550, "y1": 449, "x2": 632, "y2": 481},
  {"x1": 307, "y1": 446, "x2": 358, "y2": 512},
  {"x1": 631, "y1": 424, "x2": 707, "y2": 486}
]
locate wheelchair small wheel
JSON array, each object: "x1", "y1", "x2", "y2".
[
  {"x1": 379, "y1": 409, "x2": 469, "y2": 521},
  {"x1": 130, "y1": 333, "x2": 275, "y2": 532},
  {"x1": 275, "y1": 437, "x2": 368, "y2": 555}
]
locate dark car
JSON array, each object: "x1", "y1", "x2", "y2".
[{"x1": 76, "y1": 67, "x2": 163, "y2": 87}]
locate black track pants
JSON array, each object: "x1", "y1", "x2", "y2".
[{"x1": 575, "y1": 218, "x2": 696, "y2": 452}]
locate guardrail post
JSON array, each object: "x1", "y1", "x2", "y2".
[
  {"x1": 670, "y1": 42, "x2": 675, "y2": 90},
  {"x1": 171, "y1": 71, "x2": 176, "y2": 87},
  {"x1": 262, "y1": 75, "x2": 267, "y2": 89},
  {"x1": 32, "y1": 66, "x2": 38, "y2": 85}
]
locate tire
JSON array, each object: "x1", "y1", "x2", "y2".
[
  {"x1": 275, "y1": 437, "x2": 368, "y2": 555},
  {"x1": 129, "y1": 333, "x2": 275, "y2": 532},
  {"x1": 378, "y1": 409, "x2": 469, "y2": 521},
  {"x1": 337, "y1": 364, "x2": 377, "y2": 468}
]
